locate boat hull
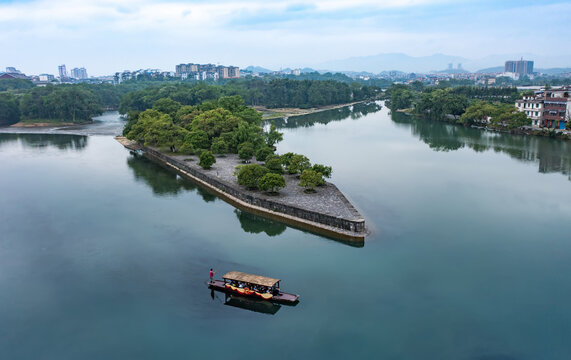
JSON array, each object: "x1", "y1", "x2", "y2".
[{"x1": 209, "y1": 280, "x2": 299, "y2": 304}]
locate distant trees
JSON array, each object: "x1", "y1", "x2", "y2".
[
  {"x1": 18, "y1": 85, "x2": 102, "y2": 123},
  {"x1": 458, "y1": 101, "x2": 531, "y2": 129},
  {"x1": 0, "y1": 93, "x2": 20, "y2": 126}
]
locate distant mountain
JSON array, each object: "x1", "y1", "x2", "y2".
[
  {"x1": 244, "y1": 65, "x2": 274, "y2": 73},
  {"x1": 536, "y1": 68, "x2": 571, "y2": 75},
  {"x1": 315, "y1": 52, "x2": 571, "y2": 74},
  {"x1": 476, "y1": 66, "x2": 504, "y2": 73},
  {"x1": 317, "y1": 53, "x2": 469, "y2": 73}
]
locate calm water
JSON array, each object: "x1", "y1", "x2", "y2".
[{"x1": 1, "y1": 104, "x2": 570, "y2": 359}]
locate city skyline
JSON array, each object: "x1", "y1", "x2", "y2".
[{"x1": 1, "y1": 0, "x2": 570, "y2": 76}]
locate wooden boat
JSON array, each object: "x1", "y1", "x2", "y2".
[{"x1": 209, "y1": 271, "x2": 299, "y2": 304}]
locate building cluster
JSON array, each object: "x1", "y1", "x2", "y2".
[
  {"x1": 0, "y1": 67, "x2": 28, "y2": 79},
  {"x1": 516, "y1": 87, "x2": 570, "y2": 129},
  {"x1": 175, "y1": 63, "x2": 239, "y2": 80},
  {"x1": 503, "y1": 59, "x2": 534, "y2": 80}
]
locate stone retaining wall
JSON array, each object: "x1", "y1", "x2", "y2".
[{"x1": 143, "y1": 147, "x2": 366, "y2": 235}]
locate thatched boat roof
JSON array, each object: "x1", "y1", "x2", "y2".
[{"x1": 223, "y1": 271, "x2": 280, "y2": 287}]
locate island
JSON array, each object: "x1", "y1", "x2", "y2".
[{"x1": 115, "y1": 94, "x2": 367, "y2": 243}]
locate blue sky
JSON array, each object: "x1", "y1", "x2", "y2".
[{"x1": 1, "y1": 0, "x2": 570, "y2": 76}]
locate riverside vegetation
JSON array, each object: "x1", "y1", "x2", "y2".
[
  {"x1": 387, "y1": 82, "x2": 571, "y2": 133},
  {"x1": 0, "y1": 77, "x2": 380, "y2": 126},
  {"x1": 122, "y1": 94, "x2": 332, "y2": 194}
]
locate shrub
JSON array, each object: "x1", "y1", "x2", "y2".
[
  {"x1": 211, "y1": 139, "x2": 228, "y2": 154},
  {"x1": 312, "y1": 164, "x2": 332, "y2": 179},
  {"x1": 236, "y1": 164, "x2": 269, "y2": 189},
  {"x1": 299, "y1": 169, "x2": 322, "y2": 192},
  {"x1": 238, "y1": 142, "x2": 255, "y2": 161},
  {"x1": 199, "y1": 151, "x2": 216, "y2": 169},
  {"x1": 287, "y1": 154, "x2": 311, "y2": 174},
  {"x1": 265, "y1": 157, "x2": 284, "y2": 174},
  {"x1": 255, "y1": 147, "x2": 274, "y2": 162},
  {"x1": 259, "y1": 173, "x2": 286, "y2": 194}
]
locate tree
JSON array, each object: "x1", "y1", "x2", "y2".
[
  {"x1": 236, "y1": 164, "x2": 269, "y2": 189},
  {"x1": 299, "y1": 169, "x2": 322, "y2": 192},
  {"x1": 255, "y1": 147, "x2": 273, "y2": 162},
  {"x1": 258, "y1": 173, "x2": 286, "y2": 194},
  {"x1": 312, "y1": 164, "x2": 332, "y2": 179},
  {"x1": 186, "y1": 129, "x2": 211, "y2": 149},
  {"x1": 199, "y1": 151, "x2": 216, "y2": 169},
  {"x1": 265, "y1": 157, "x2": 284, "y2": 174},
  {"x1": 0, "y1": 93, "x2": 20, "y2": 126},
  {"x1": 265, "y1": 124, "x2": 283, "y2": 147},
  {"x1": 287, "y1": 154, "x2": 311, "y2": 174},
  {"x1": 152, "y1": 98, "x2": 182, "y2": 118},
  {"x1": 211, "y1": 138, "x2": 228, "y2": 154},
  {"x1": 238, "y1": 142, "x2": 255, "y2": 161}
]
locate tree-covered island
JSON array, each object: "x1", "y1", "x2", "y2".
[{"x1": 122, "y1": 93, "x2": 333, "y2": 194}]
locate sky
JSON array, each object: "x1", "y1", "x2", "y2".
[{"x1": 1, "y1": 0, "x2": 570, "y2": 76}]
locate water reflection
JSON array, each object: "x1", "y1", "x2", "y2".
[
  {"x1": 391, "y1": 112, "x2": 571, "y2": 179},
  {"x1": 234, "y1": 209, "x2": 287, "y2": 237},
  {"x1": 127, "y1": 153, "x2": 217, "y2": 201},
  {"x1": 0, "y1": 133, "x2": 88, "y2": 151},
  {"x1": 222, "y1": 294, "x2": 281, "y2": 315},
  {"x1": 272, "y1": 101, "x2": 382, "y2": 128}
]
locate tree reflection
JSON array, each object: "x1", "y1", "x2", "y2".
[
  {"x1": 234, "y1": 209, "x2": 287, "y2": 237},
  {"x1": 0, "y1": 133, "x2": 88, "y2": 150},
  {"x1": 391, "y1": 112, "x2": 571, "y2": 179},
  {"x1": 272, "y1": 101, "x2": 382, "y2": 129}
]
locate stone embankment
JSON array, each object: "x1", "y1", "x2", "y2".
[{"x1": 115, "y1": 137, "x2": 367, "y2": 242}]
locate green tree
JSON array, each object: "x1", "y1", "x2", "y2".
[
  {"x1": 186, "y1": 129, "x2": 211, "y2": 149},
  {"x1": 152, "y1": 98, "x2": 182, "y2": 118},
  {"x1": 258, "y1": 173, "x2": 286, "y2": 194},
  {"x1": 236, "y1": 164, "x2": 269, "y2": 189},
  {"x1": 199, "y1": 151, "x2": 216, "y2": 169},
  {"x1": 265, "y1": 124, "x2": 283, "y2": 147},
  {"x1": 255, "y1": 147, "x2": 274, "y2": 162},
  {"x1": 299, "y1": 169, "x2": 322, "y2": 192},
  {"x1": 287, "y1": 154, "x2": 311, "y2": 174},
  {"x1": 238, "y1": 142, "x2": 255, "y2": 161},
  {"x1": 312, "y1": 164, "x2": 332, "y2": 178},
  {"x1": 211, "y1": 138, "x2": 228, "y2": 154},
  {"x1": 265, "y1": 157, "x2": 284, "y2": 174},
  {"x1": 0, "y1": 93, "x2": 20, "y2": 126}
]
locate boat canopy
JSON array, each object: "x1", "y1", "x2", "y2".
[{"x1": 223, "y1": 271, "x2": 280, "y2": 287}]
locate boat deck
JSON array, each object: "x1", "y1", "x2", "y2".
[{"x1": 209, "y1": 280, "x2": 299, "y2": 304}]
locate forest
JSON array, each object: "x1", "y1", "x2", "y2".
[
  {"x1": 387, "y1": 83, "x2": 530, "y2": 130},
  {"x1": 0, "y1": 78, "x2": 380, "y2": 126}
]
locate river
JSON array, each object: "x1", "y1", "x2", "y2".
[{"x1": 0, "y1": 104, "x2": 570, "y2": 359}]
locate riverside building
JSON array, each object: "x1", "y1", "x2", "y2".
[{"x1": 516, "y1": 87, "x2": 570, "y2": 129}]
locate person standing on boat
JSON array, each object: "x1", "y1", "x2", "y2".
[{"x1": 209, "y1": 268, "x2": 215, "y2": 283}]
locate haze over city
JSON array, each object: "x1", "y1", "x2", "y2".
[{"x1": 1, "y1": 0, "x2": 570, "y2": 75}]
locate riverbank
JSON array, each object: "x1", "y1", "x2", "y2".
[
  {"x1": 115, "y1": 137, "x2": 367, "y2": 243},
  {"x1": 10, "y1": 120, "x2": 92, "y2": 128},
  {"x1": 256, "y1": 101, "x2": 368, "y2": 119}
]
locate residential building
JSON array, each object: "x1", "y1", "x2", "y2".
[
  {"x1": 516, "y1": 87, "x2": 570, "y2": 129},
  {"x1": 38, "y1": 74, "x2": 55, "y2": 82},
  {"x1": 71, "y1": 67, "x2": 88, "y2": 79},
  {"x1": 58, "y1": 64, "x2": 68, "y2": 80},
  {"x1": 504, "y1": 59, "x2": 534, "y2": 75}
]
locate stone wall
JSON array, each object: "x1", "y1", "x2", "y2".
[{"x1": 143, "y1": 147, "x2": 366, "y2": 234}]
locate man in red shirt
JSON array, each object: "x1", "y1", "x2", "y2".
[{"x1": 209, "y1": 268, "x2": 215, "y2": 283}]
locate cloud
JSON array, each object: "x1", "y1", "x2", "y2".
[{"x1": 0, "y1": 0, "x2": 569, "y2": 75}]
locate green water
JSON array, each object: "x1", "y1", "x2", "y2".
[{"x1": 1, "y1": 104, "x2": 570, "y2": 359}]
